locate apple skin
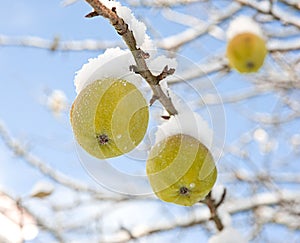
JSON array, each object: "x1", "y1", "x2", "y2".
[
  {"x1": 70, "y1": 78, "x2": 149, "y2": 159},
  {"x1": 146, "y1": 134, "x2": 217, "y2": 206},
  {"x1": 226, "y1": 32, "x2": 267, "y2": 73}
]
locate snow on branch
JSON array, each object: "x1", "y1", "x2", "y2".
[
  {"x1": 100, "y1": 190, "x2": 300, "y2": 242},
  {"x1": 0, "y1": 35, "x2": 123, "y2": 51},
  {"x1": 235, "y1": 0, "x2": 300, "y2": 28},
  {"x1": 268, "y1": 37, "x2": 300, "y2": 52},
  {"x1": 2, "y1": 34, "x2": 300, "y2": 55},
  {"x1": 279, "y1": 0, "x2": 300, "y2": 10},
  {"x1": 167, "y1": 56, "x2": 229, "y2": 84},
  {"x1": 157, "y1": 3, "x2": 241, "y2": 50}
]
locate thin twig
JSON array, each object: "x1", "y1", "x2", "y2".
[{"x1": 200, "y1": 189, "x2": 227, "y2": 231}]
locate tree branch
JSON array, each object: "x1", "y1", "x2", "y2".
[
  {"x1": 84, "y1": 0, "x2": 178, "y2": 115},
  {"x1": 235, "y1": 0, "x2": 300, "y2": 28},
  {"x1": 100, "y1": 190, "x2": 300, "y2": 242},
  {"x1": 157, "y1": 3, "x2": 241, "y2": 50},
  {"x1": 0, "y1": 34, "x2": 123, "y2": 51}
]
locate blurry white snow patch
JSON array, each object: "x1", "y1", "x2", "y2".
[
  {"x1": 61, "y1": 0, "x2": 78, "y2": 6},
  {"x1": 208, "y1": 227, "x2": 248, "y2": 243},
  {"x1": 253, "y1": 128, "x2": 278, "y2": 154},
  {"x1": 291, "y1": 134, "x2": 300, "y2": 148},
  {"x1": 255, "y1": 206, "x2": 274, "y2": 222},
  {"x1": 30, "y1": 180, "x2": 54, "y2": 198},
  {"x1": 257, "y1": 0, "x2": 271, "y2": 12},
  {"x1": 209, "y1": 26, "x2": 226, "y2": 41},
  {"x1": 227, "y1": 16, "x2": 264, "y2": 40},
  {"x1": 259, "y1": 138, "x2": 278, "y2": 154},
  {"x1": 46, "y1": 89, "x2": 68, "y2": 117},
  {"x1": 253, "y1": 128, "x2": 268, "y2": 143},
  {"x1": 22, "y1": 223, "x2": 39, "y2": 241}
]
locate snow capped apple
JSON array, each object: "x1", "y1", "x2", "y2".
[{"x1": 226, "y1": 16, "x2": 267, "y2": 73}]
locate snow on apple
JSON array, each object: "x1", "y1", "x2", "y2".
[{"x1": 226, "y1": 16, "x2": 264, "y2": 40}]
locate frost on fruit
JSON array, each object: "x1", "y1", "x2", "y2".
[
  {"x1": 146, "y1": 134, "x2": 217, "y2": 206},
  {"x1": 226, "y1": 16, "x2": 267, "y2": 73},
  {"x1": 70, "y1": 78, "x2": 149, "y2": 159}
]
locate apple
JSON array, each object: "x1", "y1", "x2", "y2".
[
  {"x1": 70, "y1": 78, "x2": 149, "y2": 159},
  {"x1": 146, "y1": 134, "x2": 217, "y2": 206},
  {"x1": 226, "y1": 32, "x2": 267, "y2": 73}
]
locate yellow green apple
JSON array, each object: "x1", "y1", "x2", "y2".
[
  {"x1": 146, "y1": 134, "x2": 217, "y2": 206},
  {"x1": 70, "y1": 78, "x2": 149, "y2": 159},
  {"x1": 226, "y1": 32, "x2": 267, "y2": 73}
]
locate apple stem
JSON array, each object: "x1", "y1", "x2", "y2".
[{"x1": 200, "y1": 188, "x2": 227, "y2": 231}]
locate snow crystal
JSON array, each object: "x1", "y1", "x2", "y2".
[
  {"x1": 208, "y1": 227, "x2": 248, "y2": 243},
  {"x1": 227, "y1": 16, "x2": 265, "y2": 40}
]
